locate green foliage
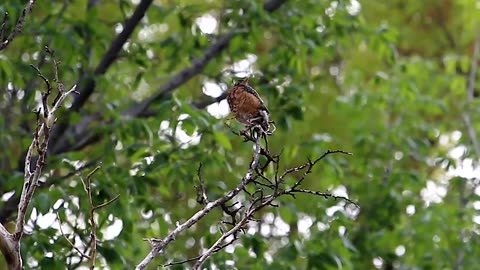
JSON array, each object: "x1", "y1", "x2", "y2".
[{"x1": 1, "y1": 0, "x2": 479, "y2": 269}]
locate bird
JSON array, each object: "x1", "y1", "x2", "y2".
[{"x1": 226, "y1": 77, "x2": 273, "y2": 135}]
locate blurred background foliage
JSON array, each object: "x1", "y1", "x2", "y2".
[{"x1": 1, "y1": 0, "x2": 480, "y2": 269}]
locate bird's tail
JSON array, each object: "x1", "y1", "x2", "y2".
[{"x1": 259, "y1": 110, "x2": 274, "y2": 135}]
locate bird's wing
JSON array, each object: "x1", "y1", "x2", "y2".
[{"x1": 242, "y1": 84, "x2": 270, "y2": 113}]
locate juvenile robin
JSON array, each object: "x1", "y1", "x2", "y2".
[{"x1": 227, "y1": 77, "x2": 273, "y2": 135}]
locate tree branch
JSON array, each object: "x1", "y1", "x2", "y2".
[
  {"x1": 0, "y1": 0, "x2": 153, "y2": 224},
  {"x1": 15, "y1": 83, "x2": 78, "y2": 240},
  {"x1": 137, "y1": 119, "x2": 355, "y2": 269},
  {"x1": 49, "y1": 0, "x2": 154, "y2": 150},
  {"x1": 0, "y1": 49, "x2": 77, "y2": 269},
  {"x1": 2, "y1": 0, "x2": 287, "y2": 234},
  {"x1": 125, "y1": 32, "x2": 234, "y2": 117},
  {"x1": 127, "y1": 0, "x2": 286, "y2": 116},
  {"x1": 0, "y1": 225, "x2": 20, "y2": 270},
  {"x1": 135, "y1": 134, "x2": 263, "y2": 270},
  {"x1": 56, "y1": 213, "x2": 91, "y2": 260},
  {"x1": 191, "y1": 149, "x2": 354, "y2": 269},
  {"x1": 50, "y1": 0, "x2": 287, "y2": 155},
  {"x1": 0, "y1": 0, "x2": 37, "y2": 51}
]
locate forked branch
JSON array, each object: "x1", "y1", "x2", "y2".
[
  {"x1": 137, "y1": 125, "x2": 357, "y2": 269},
  {"x1": 0, "y1": 48, "x2": 76, "y2": 270}
]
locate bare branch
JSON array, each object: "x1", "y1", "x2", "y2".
[
  {"x1": 15, "y1": 83, "x2": 77, "y2": 238},
  {"x1": 195, "y1": 163, "x2": 210, "y2": 205},
  {"x1": 138, "y1": 118, "x2": 355, "y2": 269},
  {"x1": 283, "y1": 188, "x2": 360, "y2": 208},
  {"x1": 93, "y1": 194, "x2": 120, "y2": 211},
  {"x1": 135, "y1": 134, "x2": 263, "y2": 270},
  {"x1": 0, "y1": 224, "x2": 21, "y2": 270},
  {"x1": 280, "y1": 150, "x2": 352, "y2": 181},
  {"x1": 192, "y1": 219, "x2": 245, "y2": 269},
  {"x1": 0, "y1": 12, "x2": 8, "y2": 42},
  {"x1": 56, "y1": 213, "x2": 90, "y2": 260},
  {"x1": 162, "y1": 237, "x2": 236, "y2": 267},
  {"x1": 78, "y1": 165, "x2": 119, "y2": 269},
  {"x1": 191, "y1": 148, "x2": 355, "y2": 268},
  {"x1": 0, "y1": 0, "x2": 37, "y2": 51},
  {"x1": 0, "y1": 51, "x2": 77, "y2": 269},
  {"x1": 84, "y1": 171, "x2": 97, "y2": 270},
  {"x1": 30, "y1": 64, "x2": 52, "y2": 94},
  {"x1": 290, "y1": 150, "x2": 352, "y2": 190}
]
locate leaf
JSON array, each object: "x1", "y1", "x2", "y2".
[
  {"x1": 181, "y1": 117, "x2": 196, "y2": 136},
  {"x1": 279, "y1": 204, "x2": 295, "y2": 223},
  {"x1": 97, "y1": 245, "x2": 123, "y2": 264},
  {"x1": 35, "y1": 193, "x2": 51, "y2": 214},
  {"x1": 213, "y1": 131, "x2": 232, "y2": 150}
]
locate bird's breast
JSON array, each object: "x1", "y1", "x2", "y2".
[{"x1": 228, "y1": 88, "x2": 266, "y2": 123}]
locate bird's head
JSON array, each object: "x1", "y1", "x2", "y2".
[{"x1": 234, "y1": 77, "x2": 249, "y2": 86}]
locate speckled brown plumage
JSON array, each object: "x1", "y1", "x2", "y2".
[{"x1": 227, "y1": 77, "x2": 271, "y2": 133}]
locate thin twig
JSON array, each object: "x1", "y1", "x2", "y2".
[
  {"x1": 30, "y1": 64, "x2": 52, "y2": 94},
  {"x1": 192, "y1": 215, "x2": 249, "y2": 268},
  {"x1": 283, "y1": 188, "x2": 360, "y2": 208},
  {"x1": 185, "y1": 139, "x2": 355, "y2": 268},
  {"x1": 93, "y1": 194, "x2": 120, "y2": 211},
  {"x1": 81, "y1": 165, "x2": 119, "y2": 270},
  {"x1": 0, "y1": 12, "x2": 8, "y2": 42},
  {"x1": 162, "y1": 237, "x2": 236, "y2": 267},
  {"x1": 81, "y1": 165, "x2": 100, "y2": 270},
  {"x1": 192, "y1": 185, "x2": 276, "y2": 269},
  {"x1": 0, "y1": 0, "x2": 37, "y2": 51},
  {"x1": 280, "y1": 150, "x2": 352, "y2": 181},
  {"x1": 56, "y1": 213, "x2": 90, "y2": 260},
  {"x1": 195, "y1": 163, "x2": 209, "y2": 204}
]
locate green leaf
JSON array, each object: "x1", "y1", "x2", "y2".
[
  {"x1": 213, "y1": 131, "x2": 232, "y2": 150},
  {"x1": 35, "y1": 193, "x2": 51, "y2": 214}
]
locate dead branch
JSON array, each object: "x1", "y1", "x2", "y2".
[
  {"x1": 0, "y1": 0, "x2": 37, "y2": 51},
  {"x1": 190, "y1": 144, "x2": 354, "y2": 269},
  {"x1": 0, "y1": 48, "x2": 76, "y2": 270},
  {"x1": 56, "y1": 213, "x2": 91, "y2": 260},
  {"x1": 82, "y1": 166, "x2": 119, "y2": 269},
  {"x1": 55, "y1": 165, "x2": 119, "y2": 269},
  {"x1": 0, "y1": 0, "x2": 154, "y2": 225},
  {"x1": 137, "y1": 123, "x2": 356, "y2": 269},
  {"x1": 135, "y1": 132, "x2": 264, "y2": 270}
]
